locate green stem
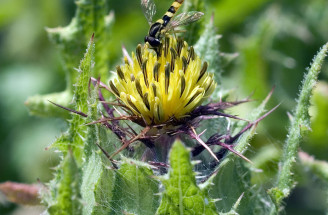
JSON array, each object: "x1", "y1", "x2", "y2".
[{"x1": 268, "y1": 42, "x2": 328, "y2": 212}]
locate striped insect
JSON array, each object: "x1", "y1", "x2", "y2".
[{"x1": 142, "y1": 0, "x2": 204, "y2": 48}]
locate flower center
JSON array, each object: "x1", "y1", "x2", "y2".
[{"x1": 109, "y1": 36, "x2": 216, "y2": 125}]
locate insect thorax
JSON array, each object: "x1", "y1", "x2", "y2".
[{"x1": 148, "y1": 22, "x2": 163, "y2": 38}]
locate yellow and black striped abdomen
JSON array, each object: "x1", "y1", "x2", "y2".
[{"x1": 157, "y1": 0, "x2": 184, "y2": 27}]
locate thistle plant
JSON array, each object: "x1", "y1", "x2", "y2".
[
  {"x1": 84, "y1": 33, "x2": 278, "y2": 166},
  {"x1": 2, "y1": 0, "x2": 328, "y2": 215}
]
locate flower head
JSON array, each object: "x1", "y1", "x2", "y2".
[
  {"x1": 109, "y1": 35, "x2": 216, "y2": 125},
  {"x1": 52, "y1": 35, "x2": 276, "y2": 164}
]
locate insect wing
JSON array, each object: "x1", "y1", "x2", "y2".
[
  {"x1": 167, "y1": 11, "x2": 204, "y2": 29},
  {"x1": 141, "y1": 0, "x2": 156, "y2": 25}
]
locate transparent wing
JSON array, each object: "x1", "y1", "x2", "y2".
[
  {"x1": 167, "y1": 11, "x2": 204, "y2": 29},
  {"x1": 141, "y1": 0, "x2": 156, "y2": 25}
]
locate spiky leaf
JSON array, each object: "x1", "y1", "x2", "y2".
[
  {"x1": 268, "y1": 42, "x2": 328, "y2": 209},
  {"x1": 209, "y1": 93, "x2": 275, "y2": 214},
  {"x1": 194, "y1": 18, "x2": 222, "y2": 90},
  {"x1": 25, "y1": 0, "x2": 114, "y2": 118},
  {"x1": 109, "y1": 159, "x2": 159, "y2": 215},
  {"x1": 157, "y1": 140, "x2": 218, "y2": 215},
  {"x1": 48, "y1": 153, "x2": 82, "y2": 215}
]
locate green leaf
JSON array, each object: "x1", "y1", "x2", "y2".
[
  {"x1": 25, "y1": 0, "x2": 114, "y2": 118},
  {"x1": 209, "y1": 93, "x2": 275, "y2": 214},
  {"x1": 24, "y1": 90, "x2": 72, "y2": 118},
  {"x1": 55, "y1": 35, "x2": 95, "y2": 163},
  {"x1": 250, "y1": 144, "x2": 281, "y2": 184},
  {"x1": 81, "y1": 150, "x2": 115, "y2": 215},
  {"x1": 194, "y1": 18, "x2": 222, "y2": 91},
  {"x1": 48, "y1": 153, "x2": 82, "y2": 215},
  {"x1": 45, "y1": 35, "x2": 97, "y2": 214},
  {"x1": 81, "y1": 85, "x2": 117, "y2": 215},
  {"x1": 156, "y1": 140, "x2": 218, "y2": 215},
  {"x1": 211, "y1": 159, "x2": 273, "y2": 215},
  {"x1": 109, "y1": 158, "x2": 159, "y2": 215},
  {"x1": 268, "y1": 42, "x2": 328, "y2": 210}
]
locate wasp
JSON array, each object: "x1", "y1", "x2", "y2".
[{"x1": 142, "y1": 0, "x2": 204, "y2": 48}]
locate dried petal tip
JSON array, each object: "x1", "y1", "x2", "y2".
[{"x1": 109, "y1": 36, "x2": 217, "y2": 125}]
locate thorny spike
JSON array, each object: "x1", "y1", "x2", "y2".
[
  {"x1": 180, "y1": 75, "x2": 185, "y2": 97},
  {"x1": 153, "y1": 62, "x2": 160, "y2": 82},
  {"x1": 198, "y1": 61, "x2": 208, "y2": 82},
  {"x1": 48, "y1": 100, "x2": 88, "y2": 117},
  {"x1": 165, "y1": 63, "x2": 170, "y2": 94},
  {"x1": 136, "y1": 44, "x2": 142, "y2": 68},
  {"x1": 109, "y1": 80, "x2": 120, "y2": 97},
  {"x1": 142, "y1": 59, "x2": 149, "y2": 87},
  {"x1": 228, "y1": 103, "x2": 280, "y2": 143},
  {"x1": 92, "y1": 80, "x2": 113, "y2": 117},
  {"x1": 190, "y1": 126, "x2": 219, "y2": 162},
  {"x1": 215, "y1": 142, "x2": 253, "y2": 164},
  {"x1": 182, "y1": 56, "x2": 188, "y2": 73},
  {"x1": 85, "y1": 115, "x2": 140, "y2": 125},
  {"x1": 191, "y1": 104, "x2": 280, "y2": 160},
  {"x1": 110, "y1": 126, "x2": 151, "y2": 159},
  {"x1": 90, "y1": 77, "x2": 111, "y2": 91},
  {"x1": 148, "y1": 161, "x2": 170, "y2": 169},
  {"x1": 135, "y1": 78, "x2": 143, "y2": 98},
  {"x1": 143, "y1": 93, "x2": 150, "y2": 110},
  {"x1": 100, "y1": 116, "x2": 129, "y2": 139},
  {"x1": 95, "y1": 143, "x2": 118, "y2": 169},
  {"x1": 116, "y1": 65, "x2": 126, "y2": 82}
]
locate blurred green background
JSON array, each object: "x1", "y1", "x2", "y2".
[{"x1": 0, "y1": 0, "x2": 327, "y2": 214}]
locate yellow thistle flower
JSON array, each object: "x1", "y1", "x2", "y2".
[{"x1": 109, "y1": 36, "x2": 216, "y2": 125}]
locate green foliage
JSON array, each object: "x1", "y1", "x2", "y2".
[
  {"x1": 25, "y1": 0, "x2": 114, "y2": 118},
  {"x1": 44, "y1": 34, "x2": 96, "y2": 214},
  {"x1": 157, "y1": 140, "x2": 218, "y2": 215},
  {"x1": 47, "y1": 152, "x2": 82, "y2": 215},
  {"x1": 4, "y1": 0, "x2": 328, "y2": 215},
  {"x1": 50, "y1": 35, "x2": 95, "y2": 164},
  {"x1": 194, "y1": 18, "x2": 222, "y2": 90},
  {"x1": 41, "y1": 4, "x2": 328, "y2": 215},
  {"x1": 209, "y1": 93, "x2": 275, "y2": 214},
  {"x1": 269, "y1": 42, "x2": 328, "y2": 211},
  {"x1": 81, "y1": 83, "x2": 115, "y2": 215},
  {"x1": 110, "y1": 159, "x2": 159, "y2": 215}
]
